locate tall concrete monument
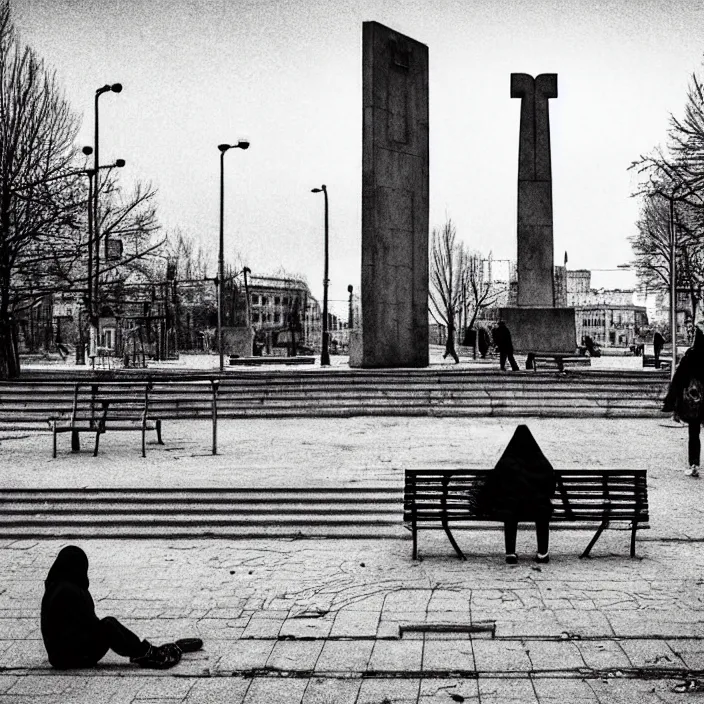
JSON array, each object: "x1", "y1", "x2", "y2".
[
  {"x1": 501, "y1": 73, "x2": 576, "y2": 353},
  {"x1": 351, "y1": 21, "x2": 429, "y2": 368}
]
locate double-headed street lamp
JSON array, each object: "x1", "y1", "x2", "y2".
[
  {"x1": 217, "y1": 140, "x2": 250, "y2": 372},
  {"x1": 80, "y1": 145, "x2": 125, "y2": 364},
  {"x1": 311, "y1": 184, "x2": 330, "y2": 367},
  {"x1": 91, "y1": 82, "x2": 122, "y2": 358}
]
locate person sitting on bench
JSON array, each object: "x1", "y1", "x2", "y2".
[
  {"x1": 41, "y1": 546, "x2": 202, "y2": 669},
  {"x1": 477, "y1": 425, "x2": 556, "y2": 564}
]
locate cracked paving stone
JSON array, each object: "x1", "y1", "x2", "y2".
[
  {"x1": 184, "y1": 677, "x2": 249, "y2": 704},
  {"x1": 368, "y1": 640, "x2": 423, "y2": 672},
  {"x1": 478, "y1": 677, "x2": 539, "y2": 704},
  {"x1": 241, "y1": 616, "x2": 284, "y2": 639},
  {"x1": 619, "y1": 638, "x2": 688, "y2": 669},
  {"x1": 532, "y1": 678, "x2": 599, "y2": 703},
  {"x1": 577, "y1": 640, "x2": 631, "y2": 671},
  {"x1": 315, "y1": 639, "x2": 374, "y2": 672},
  {"x1": 330, "y1": 610, "x2": 380, "y2": 638},
  {"x1": 266, "y1": 640, "x2": 324, "y2": 671},
  {"x1": 525, "y1": 640, "x2": 586, "y2": 671},
  {"x1": 301, "y1": 677, "x2": 361, "y2": 704},
  {"x1": 279, "y1": 617, "x2": 333, "y2": 639},
  {"x1": 215, "y1": 640, "x2": 275, "y2": 672},
  {"x1": 135, "y1": 677, "x2": 195, "y2": 699},
  {"x1": 472, "y1": 640, "x2": 532, "y2": 672},
  {"x1": 419, "y1": 678, "x2": 480, "y2": 702},
  {"x1": 357, "y1": 678, "x2": 421, "y2": 704},
  {"x1": 667, "y1": 639, "x2": 704, "y2": 670},
  {"x1": 422, "y1": 639, "x2": 475, "y2": 672},
  {"x1": 242, "y1": 677, "x2": 307, "y2": 704}
]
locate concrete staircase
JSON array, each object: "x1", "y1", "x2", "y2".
[
  {"x1": 0, "y1": 487, "x2": 404, "y2": 539},
  {"x1": 12, "y1": 368, "x2": 669, "y2": 418}
]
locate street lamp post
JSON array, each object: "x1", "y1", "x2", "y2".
[
  {"x1": 669, "y1": 196, "x2": 677, "y2": 381},
  {"x1": 217, "y1": 140, "x2": 250, "y2": 372},
  {"x1": 91, "y1": 82, "x2": 122, "y2": 359},
  {"x1": 347, "y1": 284, "x2": 354, "y2": 330},
  {"x1": 311, "y1": 185, "x2": 330, "y2": 366}
]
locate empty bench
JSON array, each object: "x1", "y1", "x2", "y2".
[
  {"x1": 404, "y1": 468, "x2": 649, "y2": 560},
  {"x1": 526, "y1": 353, "x2": 591, "y2": 372},
  {"x1": 50, "y1": 382, "x2": 163, "y2": 458}
]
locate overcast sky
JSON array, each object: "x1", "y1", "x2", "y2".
[{"x1": 10, "y1": 0, "x2": 704, "y2": 313}]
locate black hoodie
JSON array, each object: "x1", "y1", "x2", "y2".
[
  {"x1": 663, "y1": 327, "x2": 704, "y2": 421},
  {"x1": 478, "y1": 425, "x2": 556, "y2": 521},
  {"x1": 41, "y1": 545, "x2": 102, "y2": 668}
]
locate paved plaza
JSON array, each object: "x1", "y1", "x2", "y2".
[{"x1": 1, "y1": 414, "x2": 704, "y2": 702}]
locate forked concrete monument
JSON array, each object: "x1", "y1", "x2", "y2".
[
  {"x1": 500, "y1": 73, "x2": 576, "y2": 353},
  {"x1": 349, "y1": 21, "x2": 429, "y2": 368}
]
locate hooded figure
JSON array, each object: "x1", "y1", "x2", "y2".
[
  {"x1": 478, "y1": 425, "x2": 555, "y2": 563},
  {"x1": 41, "y1": 546, "x2": 185, "y2": 669},
  {"x1": 663, "y1": 320, "x2": 704, "y2": 477}
]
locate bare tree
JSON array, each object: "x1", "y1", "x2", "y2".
[
  {"x1": 0, "y1": 0, "x2": 80, "y2": 376},
  {"x1": 429, "y1": 219, "x2": 463, "y2": 363},
  {"x1": 629, "y1": 62, "x2": 704, "y2": 334}
]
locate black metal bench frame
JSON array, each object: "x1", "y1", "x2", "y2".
[
  {"x1": 526, "y1": 352, "x2": 590, "y2": 372},
  {"x1": 404, "y1": 468, "x2": 649, "y2": 560},
  {"x1": 50, "y1": 382, "x2": 163, "y2": 458}
]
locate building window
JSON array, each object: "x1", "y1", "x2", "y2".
[
  {"x1": 66, "y1": 307, "x2": 73, "y2": 317},
  {"x1": 274, "y1": 313, "x2": 280, "y2": 323},
  {"x1": 262, "y1": 296, "x2": 268, "y2": 306},
  {"x1": 283, "y1": 297, "x2": 288, "y2": 306},
  {"x1": 252, "y1": 313, "x2": 260, "y2": 323},
  {"x1": 268, "y1": 313, "x2": 272, "y2": 322},
  {"x1": 274, "y1": 297, "x2": 280, "y2": 306},
  {"x1": 252, "y1": 295, "x2": 259, "y2": 305}
]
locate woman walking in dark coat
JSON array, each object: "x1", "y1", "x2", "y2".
[
  {"x1": 662, "y1": 319, "x2": 704, "y2": 477},
  {"x1": 479, "y1": 425, "x2": 556, "y2": 563},
  {"x1": 41, "y1": 546, "x2": 197, "y2": 669}
]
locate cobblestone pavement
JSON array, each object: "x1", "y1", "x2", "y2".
[{"x1": 1, "y1": 416, "x2": 704, "y2": 702}]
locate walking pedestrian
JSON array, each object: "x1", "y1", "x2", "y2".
[
  {"x1": 493, "y1": 320, "x2": 519, "y2": 371},
  {"x1": 478, "y1": 327, "x2": 490, "y2": 358},
  {"x1": 475, "y1": 425, "x2": 555, "y2": 563},
  {"x1": 41, "y1": 546, "x2": 202, "y2": 669},
  {"x1": 653, "y1": 331, "x2": 665, "y2": 369},
  {"x1": 662, "y1": 317, "x2": 704, "y2": 477}
]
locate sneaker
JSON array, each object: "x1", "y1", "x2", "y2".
[
  {"x1": 175, "y1": 638, "x2": 203, "y2": 653},
  {"x1": 130, "y1": 642, "x2": 182, "y2": 669},
  {"x1": 685, "y1": 465, "x2": 700, "y2": 478},
  {"x1": 505, "y1": 554, "x2": 518, "y2": 565},
  {"x1": 534, "y1": 553, "x2": 550, "y2": 564}
]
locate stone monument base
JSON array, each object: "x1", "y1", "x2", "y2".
[
  {"x1": 348, "y1": 330, "x2": 363, "y2": 368},
  {"x1": 223, "y1": 327, "x2": 254, "y2": 358},
  {"x1": 499, "y1": 308, "x2": 576, "y2": 354}
]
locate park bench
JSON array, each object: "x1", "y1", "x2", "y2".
[
  {"x1": 50, "y1": 382, "x2": 163, "y2": 458},
  {"x1": 525, "y1": 352, "x2": 591, "y2": 372},
  {"x1": 404, "y1": 468, "x2": 649, "y2": 560}
]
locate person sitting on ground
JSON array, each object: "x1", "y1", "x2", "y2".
[
  {"x1": 476, "y1": 425, "x2": 556, "y2": 564},
  {"x1": 662, "y1": 317, "x2": 704, "y2": 478},
  {"x1": 41, "y1": 545, "x2": 201, "y2": 669}
]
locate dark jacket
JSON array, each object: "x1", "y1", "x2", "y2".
[
  {"x1": 663, "y1": 327, "x2": 704, "y2": 422},
  {"x1": 41, "y1": 546, "x2": 101, "y2": 669},
  {"x1": 653, "y1": 332, "x2": 665, "y2": 353},
  {"x1": 493, "y1": 322, "x2": 514, "y2": 354},
  {"x1": 478, "y1": 425, "x2": 556, "y2": 521}
]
